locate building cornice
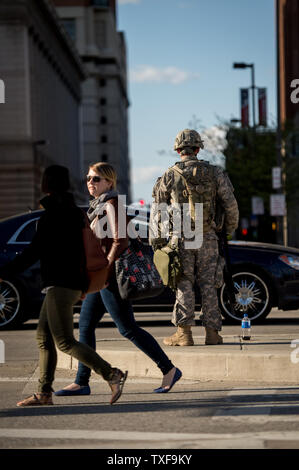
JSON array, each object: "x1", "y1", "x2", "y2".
[{"x1": 0, "y1": 0, "x2": 87, "y2": 99}]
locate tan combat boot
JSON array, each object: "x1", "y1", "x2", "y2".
[
  {"x1": 163, "y1": 325, "x2": 194, "y2": 346},
  {"x1": 205, "y1": 327, "x2": 223, "y2": 345}
]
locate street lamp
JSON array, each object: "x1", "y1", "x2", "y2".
[{"x1": 233, "y1": 62, "x2": 256, "y2": 128}]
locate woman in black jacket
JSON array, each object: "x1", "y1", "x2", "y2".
[{"x1": 0, "y1": 165, "x2": 127, "y2": 407}]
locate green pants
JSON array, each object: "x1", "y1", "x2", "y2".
[{"x1": 36, "y1": 286, "x2": 112, "y2": 393}]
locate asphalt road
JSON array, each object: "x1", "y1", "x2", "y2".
[{"x1": 1, "y1": 308, "x2": 299, "y2": 452}]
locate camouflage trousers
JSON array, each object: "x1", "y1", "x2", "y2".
[{"x1": 172, "y1": 237, "x2": 223, "y2": 331}]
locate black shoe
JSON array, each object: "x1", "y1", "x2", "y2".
[
  {"x1": 154, "y1": 368, "x2": 182, "y2": 393},
  {"x1": 54, "y1": 385, "x2": 91, "y2": 396}
]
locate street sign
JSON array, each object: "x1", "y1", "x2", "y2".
[
  {"x1": 251, "y1": 196, "x2": 264, "y2": 215},
  {"x1": 272, "y1": 167, "x2": 282, "y2": 189},
  {"x1": 270, "y1": 194, "x2": 286, "y2": 216}
]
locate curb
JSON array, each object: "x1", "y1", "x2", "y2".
[{"x1": 57, "y1": 335, "x2": 299, "y2": 384}]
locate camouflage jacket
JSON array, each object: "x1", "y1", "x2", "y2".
[{"x1": 150, "y1": 155, "x2": 239, "y2": 247}]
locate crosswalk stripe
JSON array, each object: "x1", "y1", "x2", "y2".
[
  {"x1": 1, "y1": 427, "x2": 299, "y2": 448},
  {"x1": 211, "y1": 386, "x2": 299, "y2": 422},
  {"x1": 1, "y1": 428, "x2": 299, "y2": 442}
]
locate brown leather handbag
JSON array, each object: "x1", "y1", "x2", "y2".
[{"x1": 82, "y1": 212, "x2": 109, "y2": 294}]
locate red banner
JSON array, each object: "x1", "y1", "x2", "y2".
[
  {"x1": 258, "y1": 88, "x2": 267, "y2": 127},
  {"x1": 240, "y1": 88, "x2": 249, "y2": 128}
]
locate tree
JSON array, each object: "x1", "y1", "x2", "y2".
[{"x1": 224, "y1": 125, "x2": 277, "y2": 242}]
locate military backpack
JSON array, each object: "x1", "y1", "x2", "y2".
[{"x1": 170, "y1": 160, "x2": 217, "y2": 232}]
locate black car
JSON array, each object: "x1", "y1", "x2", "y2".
[{"x1": 1, "y1": 209, "x2": 299, "y2": 329}]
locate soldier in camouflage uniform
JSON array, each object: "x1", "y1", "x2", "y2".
[{"x1": 151, "y1": 129, "x2": 239, "y2": 346}]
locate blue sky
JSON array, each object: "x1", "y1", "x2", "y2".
[{"x1": 117, "y1": 0, "x2": 276, "y2": 204}]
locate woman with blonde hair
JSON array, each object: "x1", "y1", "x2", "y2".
[{"x1": 55, "y1": 162, "x2": 182, "y2": 396}]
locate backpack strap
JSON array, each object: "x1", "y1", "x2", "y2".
[{"x1": 171, "y1": 165, "x2": 196, "y2": 223}]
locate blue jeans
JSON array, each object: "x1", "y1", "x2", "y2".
[{"x1": 75, "y1": 276, "x2": 174, "y2": 386}]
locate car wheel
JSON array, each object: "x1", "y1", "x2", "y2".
[
  {"x1": 0, "y1": 279, "x2": 25, "y2": 329},
  {"x1": 219, "y1": 270, "x2": 273, "y2": 324}
]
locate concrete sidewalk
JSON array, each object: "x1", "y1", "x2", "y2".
[{"x1": 57, "y1": 332, "x2": 299, "y2": 384}]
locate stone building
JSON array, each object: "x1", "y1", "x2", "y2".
[
  {"x1": 277, "y1": 0, "x2": 299, "y2": 130},
  {"x1": 277, "y1": 0, "x2": 299, "y2": 247},
  {"x1": 53, "y1": 0, "x2": 131, "y2": 200},
  {"x1": 0, "y1": 0, "x2": 87, "y2": 218}
]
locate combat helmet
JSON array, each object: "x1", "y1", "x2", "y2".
[{"x1": 174, "y1": 129, "x2": 204, "y2": 151}]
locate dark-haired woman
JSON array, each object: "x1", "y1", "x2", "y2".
[{"x1": 0, "y1": 165, "x2": 127, "y2": 406}]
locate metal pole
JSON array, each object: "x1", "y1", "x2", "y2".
[
  {"x1": 281, "y1": 142, "x2": 288, "y2": 246},
  {"x1": 250, "y1": 64, "x2": 256, "y2": 128},
  {"x1": 276, "y1": 0, "x2": 281, "y2": 244},
  {"x1": 276, "y1": 0, "x2": 282, "y2": 168},
  {"x1": 275, "y1": 0, "x2": 286, "y2": 245}
]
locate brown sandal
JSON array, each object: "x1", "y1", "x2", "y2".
[
  {"x1": 17, "y1": 393, "x2": 53, "y2": 407},
  {"x1": 108, "y1": 368, "x2": 128, "y2": 405}
]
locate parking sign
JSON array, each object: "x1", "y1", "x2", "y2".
[
  {"x1": 270, "y1": 194, "x2": 286, "y2": 216},
  {"x1": 272, "y1": 167, "x2": 282, "y2": 189}
]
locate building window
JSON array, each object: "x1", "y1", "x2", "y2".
[
  {"x1": 101, "y1": 154, "x2": 108, "y2": 162},
  {"x1": 100, "y1": 98, "x2": 107, "y2": 105},
  {"x1": 95, "y1": 19, "x2": 107, "y2": 48},
  {"x1": 101, "y1": 135, "x2": 107, "y2": 143},
  {"x1": 99, "y1": 78, "x2": 106, "y2": 87},
  {"x1": 60, "y1": 19, "x2": 76, "y2": 43},
  {"x1": 101, "y1": 116, "x2": 107, "y2": 124}
]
